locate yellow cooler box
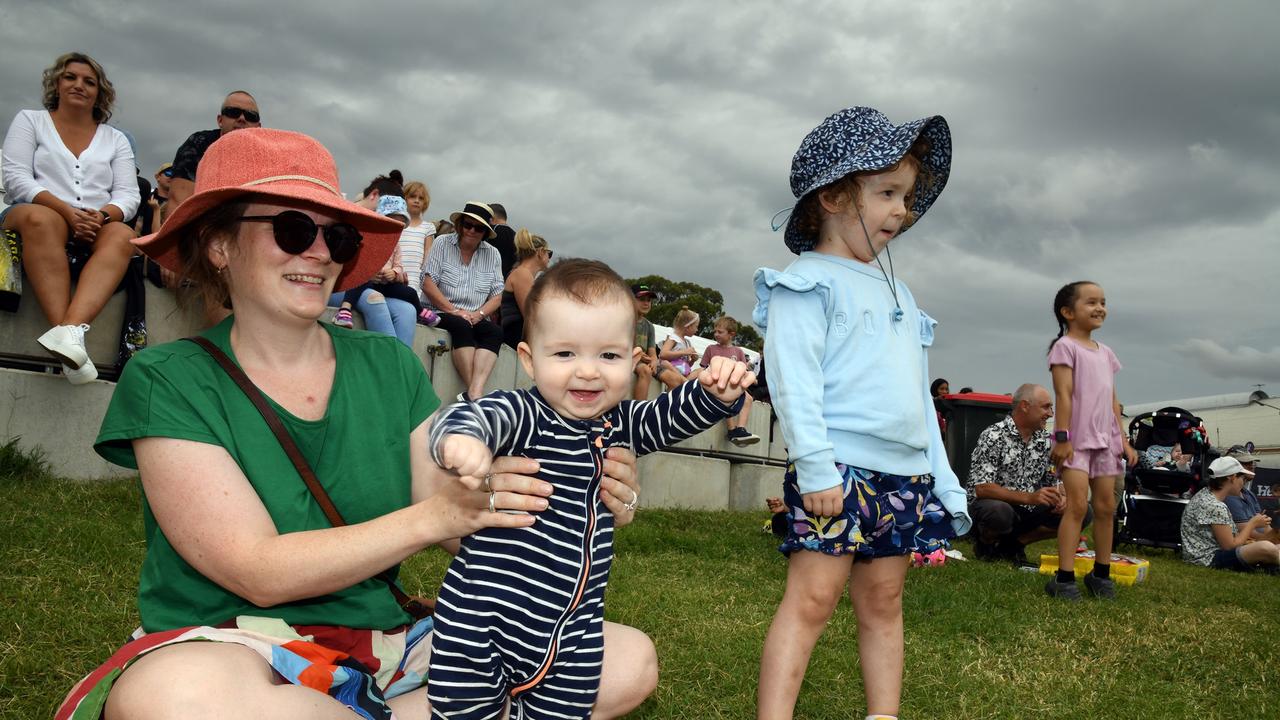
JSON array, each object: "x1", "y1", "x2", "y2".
[{"x1": 1039, "y1": 551, "x2": 1150, "y2": 585}]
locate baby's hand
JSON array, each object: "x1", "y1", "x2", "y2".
[
  {"x1": 440, "y1": 434, "x2": 493, "y2": 489},
  {"x1": 698, "y1": 356, "x2": 756, "y2": 404}
]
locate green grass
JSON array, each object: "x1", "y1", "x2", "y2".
[{"x1": 3, "y1": 464, "x2": 1278, "y2": 719}]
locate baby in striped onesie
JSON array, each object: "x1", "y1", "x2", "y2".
[{"x1": 426, "y1": 258, "x2": 755, "y2": 720}]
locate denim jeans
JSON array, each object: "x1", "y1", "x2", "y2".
[{"x1": 328, "y1": 289, "x2": 417, "y2": 347}]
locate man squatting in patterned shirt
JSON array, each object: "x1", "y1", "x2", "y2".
[
  {"x1": 965, "y1": 383, "x2": 1093, "y2": 565},
  {"x1": 424, "y1": 258, "x2": 755, "y2": 719}
]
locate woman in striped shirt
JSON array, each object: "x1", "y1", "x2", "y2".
[{"x1": 421, "y1": 201, "x2": 505, "y2": 400}]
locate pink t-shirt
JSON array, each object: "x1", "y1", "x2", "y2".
[
  {"x1": 699, "y1": 343, "x2": 746, "y2": 368},
  {"x1": 1048, "y1": 337, "x2": 1122, "y2": 451}
]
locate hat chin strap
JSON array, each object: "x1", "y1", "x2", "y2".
[{"x1": 858, "y1": 213, "x2": 904, "y2": 322}]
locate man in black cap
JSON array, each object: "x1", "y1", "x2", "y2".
[{"x1": 630, "y1": 284, "x2": 682, "y2": 400}]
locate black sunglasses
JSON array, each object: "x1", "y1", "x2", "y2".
[
  {"x1": 458, "y1": 219, "x2": 487, "y2": 234},
  {"x1": 238, "y1": 210, "x2": 363, "y2": 263},
  {"x1": 161, "y1": 168, "x2": 174, "y2": 178},
  {"x1": 220, "y1": 106, "x2": 261, "y2": 123}
]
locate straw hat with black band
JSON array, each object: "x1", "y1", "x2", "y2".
[
  {"x1": 448, "y1": 201, "x2": 497, "y2": 240},
  {"x1": 133, "y1": 128, "x2": 402, "y2": 292}
]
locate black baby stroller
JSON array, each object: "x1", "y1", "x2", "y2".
[{"x1": 1117, "y1": 407, "x2": 1210, "y2": 551}]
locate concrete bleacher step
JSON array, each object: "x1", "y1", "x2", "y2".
[
  {"x1": 636, "y1": 452, "x2": 786, "y2": 511},
  {"x1": 0, "y1": 279, "x2": 207, "y2": 379},
  {"x1": 4, "y1": 283, "x2": 791, "y2": 511},
  {"x1": 0, "y1": 367, "x2": 131, "y2": 479}
]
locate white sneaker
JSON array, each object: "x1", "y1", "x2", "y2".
[
  {"x1": 37, "y1": 324, "x2": 91, "y2": 369},
  {"x1": 61, "y1": 359, "x2": 98, "y2": 385}
]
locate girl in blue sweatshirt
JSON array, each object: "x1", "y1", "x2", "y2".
[{"x1": 754, "y1": 107, "x2": 971, "y2": 720}]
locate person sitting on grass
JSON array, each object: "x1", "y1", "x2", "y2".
[
  {"x1": 1179, "y1": 456, "x2": 1280, "y2": 572},
  {"x1": 56, "y1": 129, "x2": 654, "y2": 720},
  {"x1": 426, "y1": 258, "x2": 755, "y2": 719},
  {"x1": 700, "y1": 315, "x2": 760, "y2": 447},
  {"x1": 1223, "y1": 448, "x2": 1280, "y2": 544}
]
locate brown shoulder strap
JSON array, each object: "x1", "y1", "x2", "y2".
[
  {"x1": 185, "y1": 335, "x2": 429, "y2": 616},
  {"x1": 187, "y1": 335, "x2": 347, "y2": 526}
]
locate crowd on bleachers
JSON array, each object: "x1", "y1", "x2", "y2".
[{"x1": 2, "y1": 52, "x2": 757, "y2": 399}]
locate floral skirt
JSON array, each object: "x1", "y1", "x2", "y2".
[{"x1": 779, "y1": 462, "x2": 955, "y2": 558}]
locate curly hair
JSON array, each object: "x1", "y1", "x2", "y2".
[
  {"x1": 791, "y1": 136, "x2": 932, "y2": 245},
  {"x1": 42, "y1": 52, "x2": 115, "y2": 123}
]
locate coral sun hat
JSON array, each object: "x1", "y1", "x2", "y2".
[{"x1": 133, "y1": 128, "x2": 402, "y2": 292}]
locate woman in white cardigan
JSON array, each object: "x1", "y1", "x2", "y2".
[{"x1": 1, "y1": 52, "x2": 140, "y2": 384}]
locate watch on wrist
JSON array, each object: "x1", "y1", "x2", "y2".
[
  {"x1": 99, "y1": 209, "x2": 111, "y2": 223},
  {"x1": 1053, "y1": 430, "x2": 1070, "y2": 443}
]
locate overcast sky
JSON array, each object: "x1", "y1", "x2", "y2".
[{"x1": 3, "y1": 0, "x2": 1276, "y2": 406}]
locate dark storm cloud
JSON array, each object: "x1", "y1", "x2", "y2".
[{"x1": 3, "y1": 0, "x2": 1276, "y2": 405}]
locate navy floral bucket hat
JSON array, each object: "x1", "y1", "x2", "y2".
[{"x1": 784, "y1": 106, "x2": 952, "y2": 254}]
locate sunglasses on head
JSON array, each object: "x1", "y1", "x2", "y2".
[
  {"x1": 160, "y1": 168, "x2": 173, "y2": 178},
  {"x1": 221, "y1": 106, "x2": 261, "y2": 123},
  {"x1": 458, "y1": 219, "x2": 487, "y2": 234},
  {"x1": 542, "y1": 247, "x2": 553, "y2": 258},
  {"x1": 237, "y1": 210, "x2": 363, "y2": 263}
]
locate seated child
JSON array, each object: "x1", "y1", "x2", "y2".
[
  {"x1": 1140, "y1": 443, "x2": 1191, "y2": 472},
  {"x1": 658, "y1": 306, "x2": 703, "y2": 382},
  {"x1": 426, "y1": 259, "x2": 755, "y2": 719},
  {"x1": 700, "y1": 315, "x2": 760, "y2": 447}
]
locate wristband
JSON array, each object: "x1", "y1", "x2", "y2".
[
  {"x1": 99, "y1": 209, "x2": 112, "y2": 223},
  {"x1": 1053, "y1": 430, "x2": 1070, "y2": 443}
]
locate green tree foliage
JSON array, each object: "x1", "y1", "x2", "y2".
[
  {"x1": 626, "y1": 274, "x2": 724, "y2": 336},
  {"x1": 734, "y1": 324, "x2": 763, "y2": 353},
  {"x1": 625, "y1": 274, "x2": 763, "y2": 352}
]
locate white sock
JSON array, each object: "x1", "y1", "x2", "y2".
[{"x1": 866, "y1": 715, "x2": 898, "y2": 720}]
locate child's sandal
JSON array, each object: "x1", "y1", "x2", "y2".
[{"x1": 333, "y1": 308, "x2": 354, "y2": 328}]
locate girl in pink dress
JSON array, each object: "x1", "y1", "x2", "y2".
[{"x1": 1046, "y1": 281, "x2": 1138, "y2": 600}]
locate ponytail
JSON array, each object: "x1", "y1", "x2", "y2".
[
  {"x1": 673, "y1": 306, "x2": 699, "y2": 332},
  {"x1": 1048, "y1": 280, "x2": 1093, "y2": 354},
  {"x1": 514, "y1": 228, "x2": 546, "y2": 262}
]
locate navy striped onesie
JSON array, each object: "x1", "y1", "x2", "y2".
[{"x1": 426, "y1": 382, "x2": 739, "y2": 719}]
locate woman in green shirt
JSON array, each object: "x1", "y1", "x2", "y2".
[{"x1": 58, "y1": 129, "x2": 651, "y2": 720}]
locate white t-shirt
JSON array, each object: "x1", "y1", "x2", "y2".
[
  {"x1": 1, "y1": 109, "x2": 139, "y2": 218},
  {"x1": 399, "y1": 220, "x2": 435, "y2": 301}
]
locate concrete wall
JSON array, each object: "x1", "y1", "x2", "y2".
[
  {"x1": 3, "y1": 287, "x2": 788, "y2": 510},
  {"x1": 0, "y1": 367, "x2": 131, "y2": 479}
]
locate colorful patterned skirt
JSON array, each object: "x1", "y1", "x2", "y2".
[
  {"x1": 779, "y1": 462, "x2": 955, "y2": 558},
  {"x1": 56, "y1": 615, "x2": 434, "y2": 720}
]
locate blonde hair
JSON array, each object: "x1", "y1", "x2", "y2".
[
  {"x1": 42, "y1": 52, "x2": 115, "y2": 122},
  {"x1": 672, "y1": 306, "x2": 699, "y2": 333},
  {"x1": 402, "y1": 181, "x2": 430, "y2": 211},
  {"x1": 514, "y1": 227, "x2": 548, "y2": 262}
]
